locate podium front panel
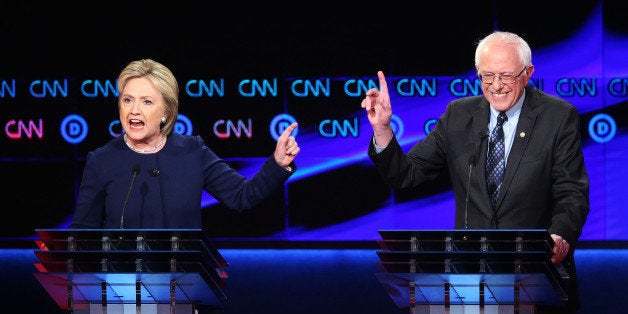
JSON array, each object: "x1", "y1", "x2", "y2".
[
  {"x1": 376, "y1": 273, "x2": 564, "y2": 309},
  {"x1": 33, "y1": 229, "x2": 228, "y2": 311},
  {"x1": 35, "y1": 272, "x2": 224, "y2": 308},
  {"x1": 375, "y1": 229, "x2": 570, "y2": 311}
]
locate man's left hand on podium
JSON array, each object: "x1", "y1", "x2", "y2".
[{"x1": 550, "y1": 234, "x2": 570, "y2": 264}]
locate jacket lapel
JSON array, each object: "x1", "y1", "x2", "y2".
[
  {"x1": 495, "y1": 87, "x2": 537, "y2": 209},
  {"x1": 472, "y1": 100, "x2": 493, "y2": 219}
]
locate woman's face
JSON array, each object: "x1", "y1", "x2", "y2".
[{"x1": 118, "y1": 77, "x2": 165, "y2": 142}]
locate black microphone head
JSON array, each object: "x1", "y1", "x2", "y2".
[
  {"x1": 468, "y1": 155, "x2": 477, "y2": 166},
  {"x1": 132, "y1": 164, "x2": 141, "y2": 174},
  {"x1": 151, "y1": 168, "x2": 160, "y2": 176}
]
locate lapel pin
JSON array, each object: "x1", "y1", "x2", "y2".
[{"x1": 520, "y1": 132, "x2": 526, "y2": 138}]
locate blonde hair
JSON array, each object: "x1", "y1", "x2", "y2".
[{"x1": 117, "y1": 59, "x2": 179, "y2": 135}]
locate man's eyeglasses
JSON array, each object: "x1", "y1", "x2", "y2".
[{"x1": 478, "y1": 67, "x2": 527, "y2": 84}]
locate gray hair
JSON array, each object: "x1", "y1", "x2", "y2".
[{"x1": 475, "y1": 31, "x2": 532, "y2": 71}]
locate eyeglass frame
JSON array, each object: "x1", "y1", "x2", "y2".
[{"x1": 478, "y1": 66, "x2": 527, "y2": 84}]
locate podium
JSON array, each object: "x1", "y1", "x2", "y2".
[
  {"x1": 32, "y1": 229, "x2": 228, "y2": 313},
  {"x1": 375, "y1": 229, "x2": 570, "y2": 314}
]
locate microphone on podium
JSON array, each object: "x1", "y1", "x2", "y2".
[
  {"x1": 120, "y1": 164, "x2": 140, "y2": 229},
  {"x1": 464, "y1": 131, "x2": 488, "y2": 229},
  {"x1": 464, "y1": 155, "x2": 476, "y2": 229}
]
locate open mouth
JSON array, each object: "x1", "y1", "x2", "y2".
[{"x1": 129, "y1": 119, "x2": 145, "y2": 128}]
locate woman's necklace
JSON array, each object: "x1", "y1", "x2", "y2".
[{"x1": 124, "y1": 133, "x2": 165, "y2": 153}]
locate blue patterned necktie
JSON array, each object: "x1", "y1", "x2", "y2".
[{"x1": 486, "y1": 112, "x2": 508, "y2": 208}]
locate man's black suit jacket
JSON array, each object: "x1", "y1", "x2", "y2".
[{"x1": 368, "y1": 85, "x2": 589, "y2": 311}]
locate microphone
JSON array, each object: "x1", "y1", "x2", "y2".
[
  {"x1": 474, "y1": 131, "x2": 488, "y2": 169},
  {"x1": 464, "y1": 155, "x2": 476, "y2": 229},
  {"x1": 120, "y1": 164, "x2": 140, "y2": 229},
  {"x1": 151, "y1": 168, "x2": 160, "y2": 176},
  {"x1": 479, "y1": 131, "x2": 488, "y2": 150},
  {"x1": 464, "y1": 131, "x2": 488, "y2": 229}
]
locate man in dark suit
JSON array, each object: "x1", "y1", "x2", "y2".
[{"x1": 361, "y1": 31, "x2": 589, "y2": 312}]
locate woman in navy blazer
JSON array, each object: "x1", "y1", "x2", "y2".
[
  {"x1": 70, "y1": 59, "x2": 300, "y2": 229},
  {"x1": 361, "y1": 31, "x2": 588, "y2": 312}
]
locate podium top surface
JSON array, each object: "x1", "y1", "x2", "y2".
[
  {"x1": 378, "y1": 229, "x2": 551, "y2": 241},
  {"x1": 33, "y1": 228, "x2": 228, "y2": 269},
  {"x1": 376, "y1": 229, "x2": 554, "y2": 255},
  {"x1": 35, "y1": 228, "x2": 205, "y2": 240}
]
